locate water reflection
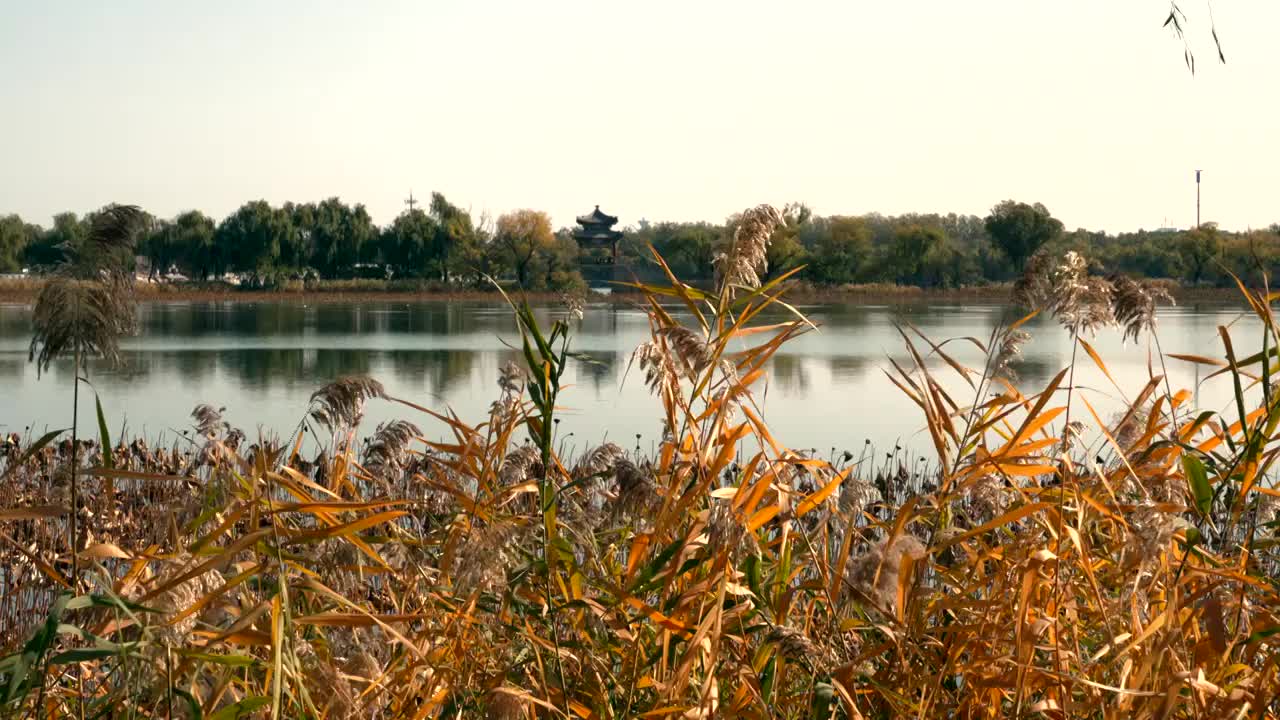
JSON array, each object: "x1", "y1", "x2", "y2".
[
  {"x1": 770, "y1": 354, "x2": 811, "y2": 395},
  {"x1": 0, "y1": 299, "x2": 1266, "y2": 453},
  {"x1": 574, "y1": 350, "x2": 620, "y2": 394}
]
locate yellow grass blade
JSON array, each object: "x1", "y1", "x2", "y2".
[{"x1": 794, "y1": 470, "x2": 847, "y2": 518}]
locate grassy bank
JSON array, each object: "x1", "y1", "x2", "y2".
[{"x1": 2, "y1": 225, "x2": 1279, "y2": 717}]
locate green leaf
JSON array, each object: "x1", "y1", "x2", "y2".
[
  {"x1": 172, "y1": 686, "x2": 203, "y2": 720},
  {"x1": 207, "y1": 696, "x2": 270, "y2": 720},
  {"x1": 95, "y1": 392, "x2": 113, "y2": 471},
  {"x1": 65, "y1": 593, "x2": 157, "y2": 613},
  {"x1": 745, "y1": 554, "x2": 764, "y2": 599},
  {"x1": 629, "y1": 537, "x2": 686, "y2": 595},
  {"x1": 50, "y1": 642, "x2": 144, "y2": 664},
  {"x1": 759, "y1": 654, "x2": 777, "y2": 704},
  {"x1": 175, "y1": 651, "x2": 258, "y2": 667},
  {"x1": 3, "y1": 594, "x2": 68, "y2": 703},
  {"x1": 811, "y1": 681, "x2": 835, "y2": 718},
  {"x1": 1219, "y1": 327, "x2": 1250, "y2": 448},
  {"x1": 1183, "y1": 454, "x2": 1213, "y2": 517},
  {"x1": 1246, "y1": 626, "x2": 1280, "y2": 644},
  {"x1": 1, "y1": 652, "x2": 32, "y2": 705}
]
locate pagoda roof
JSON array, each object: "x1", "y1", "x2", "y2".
[{"x1": 575, "y1": 205, "x2": 618, "y2": 226}]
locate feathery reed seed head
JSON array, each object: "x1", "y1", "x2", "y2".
[
  {"x1": 28, "y1": 276, "x2": 138, "y2": 377},
  {"x1": 992, "y1": 328, "x2": 1030, "y2": 381},
  {"x1": 363, "y1": 419, "x2": 422, "y2": 476},
  {"x1": 714, "y1": 204, "x2": 784, "y2": 293},
  {"x1": 191, "y1": 404, "x2": 227, "y2": 438},
  {"x1": 845, "y1": 535, "x2": 926, "y2": 609},
  {"x1": 1110, "y1": 273, "x2": 1174, "y2": 344},
  {"x1": 309, "y1": 375, "x2": 386, "y2": 430}
]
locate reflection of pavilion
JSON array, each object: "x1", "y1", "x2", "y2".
[{"x1": 574, "y1": 205, "x2": 625, "y2": 286}]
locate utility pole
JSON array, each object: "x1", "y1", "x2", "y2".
[
  {"x1": 1195, "y1": 170, "x2": 1201, "y2": 229},
  {"x1": 405, "y1": 190, "x2": 418, "y2": 213}
]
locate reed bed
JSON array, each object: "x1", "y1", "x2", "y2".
[{"x1": 1, "y1": 208, "x2": 1278, "y2": 719}]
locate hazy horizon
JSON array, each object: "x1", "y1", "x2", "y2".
[{"x1": 2, "y1": 1, "x2": 1276, "y2": 233}]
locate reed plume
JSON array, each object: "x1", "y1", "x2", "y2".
[
  {"x1": 844, "y1": 534, "x2": 926, "y2": 609},
  {"x1": 659, "y1": 325, "x2": 715, "y2": 381},
  {"x1": 991, "y1": 328, "x2": 1030, "y2": 382},
  {"x1": 498, "y1": 359, "x2": 525, "y2": 396},
  {"x1": 190, "y1": 404, "x2": 227, "y2": 438},
  {"x1": 362, "y1": 419, "x2": 422, "y2": 477},
  {"x1": 714, "y1": 204, "x2": 784, "y2": 294},
  {"x1": 499, "y1": 444, "x2": 543, "y2": 488},
  {"x1": 1014, "y1": 249, "x2": 1117, "y2": 335},
  {"x1": 764, "y1": 625, "x2": 826, "y2": 668},
  {"x1": 631, "y1": 340, "x2": 681, "y2": 399},
  {"x1": 86, "y1": 204, "x2": 148, "y2": 252},
  {"x1": 610, "y1": 458, "x2": 660, "y2": 527},
  {"x1": 308, "y1": 375, "x2": 386, "y2": 430},
  {"x1": 572, "y1": 442, "x2": 625, "y2": 479},
  {"x1": 1110, "y1": 273, "x2": 1175, "y2": 344},
  {"x1": 28, "y1": 276, "x2": 137, "y2": 377}
]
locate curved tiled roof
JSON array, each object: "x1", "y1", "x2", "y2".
[{"x1": 575, "y1": 205, "x2": 618, "y2": 226}]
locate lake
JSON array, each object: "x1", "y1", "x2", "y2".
[{"x1": 0, "y1": 298, "x2": 1264, "y2": 458}]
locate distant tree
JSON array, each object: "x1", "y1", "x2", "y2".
[
  {"x1": 888, "y1": 225, "x2": 947, "y2": 285},
  {"x1": 447, "y1": 210, "x2": 501, "y2": 287},
  {"x1": 281, "y1": 202, "x2": 316, "y2": 270},
  {"x1": 24, "y1": 212, "x2": 87, "y2": 268},
  {"x1": 217, "y1": 201, "x2": 292, "y2": 278},
  {"x1": 809, "y1": 216, "x2": 872, "y2": 284},
  {"x1": 1178, "y1": 225, "x2": 1221, "y2": 284},
  {"x1": 653, "y1": 223, "x2": 719, "y2": 280},
  {"x1": 984, "y1": 201, "x2": 1064, "y2": 271},
  {"x1": 0, "y1": 214, "x2": 39, "y2": 272},
  {"x1": 345, "y1": 204, "x2": 378, "y2": 274},
  {"x1": 764, "y1": 202, "x2": 811, "y2": 279},
  {"x1": 140, "y1": 219, "x2": 176, "y2": 279},
  {"x1": 921, "y1": 234, "x2": 965, "y2": 287},
  {"x1": 534, "y1": 233, "x2": 585, "y2": 291},
  {"x1": 431, "y1": 193, "x2": 477, "y2": 282},
  {"x1": 379, "y1": 209, "x2": 440, "y2": 278},
  {"x1": 308, "y1": 198, "x2": 376, "y2": 278},
  {"x1": 494, "y1": 210, "x2": 556, "y2": 288},
  {"x1": 171, "y1": 210, "x2": 217, "y2": 279}
]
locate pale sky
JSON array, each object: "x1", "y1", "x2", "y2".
[{"x1": 1, "y1": 1, "x2": 1275, "y2": 233}]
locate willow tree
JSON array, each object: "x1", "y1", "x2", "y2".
[{"x1": 28, "y1": 203, "x2": 143, "y2": 581}]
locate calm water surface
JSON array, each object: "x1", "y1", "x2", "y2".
[{"x1": 0, "y1": 299, "x2": 1263, "y2": 456}]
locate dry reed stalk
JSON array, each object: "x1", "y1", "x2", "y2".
[{"x1": 1, "y1": 241, "x2": 1277, "y2": 719}]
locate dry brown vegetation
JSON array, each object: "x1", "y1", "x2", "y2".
[{"x1": 1, "y1": 207, "x2": 1279, "y2": 718}]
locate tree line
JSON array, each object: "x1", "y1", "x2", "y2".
[
  {"x1": 630, "y1": 201, "x2": 1280, "y2": 289},
  {"x1": 2, "y1": 196, "x2": 1277, "y2": 290},
  {"x1": 0, "y1": 194, "x2": 582, "y2": 291}
]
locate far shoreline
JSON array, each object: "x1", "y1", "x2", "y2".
[{"x1": 0, "y1": 279, "x2": 1250, "y2": 308}]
